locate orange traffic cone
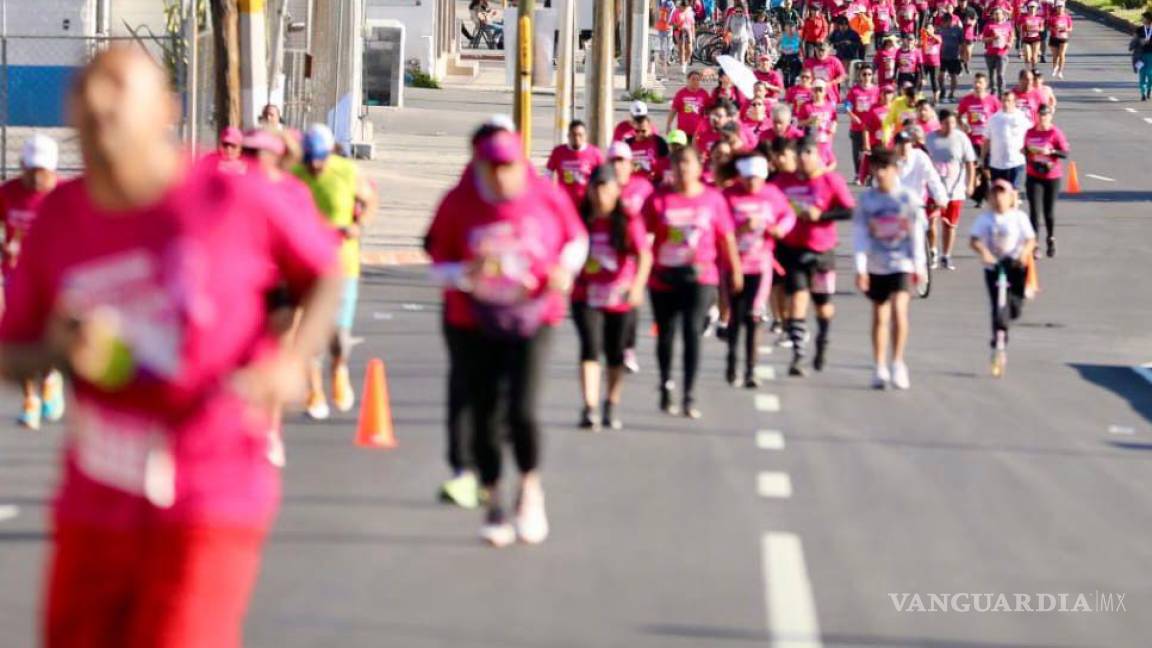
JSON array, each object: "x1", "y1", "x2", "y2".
[
  {"x1": 355, "y1": 359, "x2": 397, "y2": 449},
  {"x1": 1065, "y1": 161, "x2": 1081, "y2": 195},
  {"x1": 650, "y1": 322, "x2": 659, "y2": 337}
]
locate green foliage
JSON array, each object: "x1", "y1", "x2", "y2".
[
  {"x1": 408, "y1": 68, "x2": 442, "y2": 89},
  {"x1": 625, "y1": 88, "x2": 668, "y2": 104}
]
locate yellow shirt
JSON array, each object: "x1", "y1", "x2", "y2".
[
  {"x1": 882, "y1": 94, "x2": 922, "y2": 143},
  {"x1": 293, "y1": 156, "x2": 362, "y2": 278}
]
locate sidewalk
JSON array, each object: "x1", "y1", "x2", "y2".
[{"x1": 360, "y1": 60, "x2": 670, "y2": 266}]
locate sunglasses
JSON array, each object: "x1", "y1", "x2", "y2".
[{"x1": 752, "y1": 101, "x2": 766, "y2": 106}]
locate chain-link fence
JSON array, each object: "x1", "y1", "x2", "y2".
[{"x1": 0, "y1": 33, "x2": 210, "y2": 180}]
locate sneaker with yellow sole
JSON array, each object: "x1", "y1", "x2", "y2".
[{"x1": 332, "y1": 366, "x2": 355, "y2": 413}]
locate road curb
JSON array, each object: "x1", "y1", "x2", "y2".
[
  {"x1": 362, "y1": 249, "x2": 429, "y2": 267},
  {"x1": 1133, "y1": 363, "x2": 1152, "y2": 387},
  {"x1": 1067, "y1": 1, "x2": 1140, "y2": 34}
]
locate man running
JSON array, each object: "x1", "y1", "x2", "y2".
[
  {"x1": 852, "y1": 149, "x2": 928, "y2": 390},
  {"x1": 0, "y1": 46, "x2": 343, "y2": 647},
  {"x1": 0, "y1": 135, "x2": 66, "y2": 429},
  {"x1": 924, "y1": 109, "x2": 978, "y2": 269},
  {"x1": 294, "y1": 124, "x2": 381, "y2": 420},
  {"x1": 548, "y1": 120, "x2": 604, "y2": 210},
  {"x1": 983, "y1": 90, "x2": 1032, "y2": 192}
]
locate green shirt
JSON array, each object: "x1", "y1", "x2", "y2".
[{"x1": 294, "y1": 156, "x2": 361, "y2": 277}]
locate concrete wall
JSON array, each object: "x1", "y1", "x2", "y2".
[
  {"x1": 365, "y1": 0, "x2": 438, "y2": 76},
  {"x1": 108, "y1": 0, "x2": 167, "y2": 37},
  {"x1": 2, "y1": 0, "x2": 93, "y2": 126}
]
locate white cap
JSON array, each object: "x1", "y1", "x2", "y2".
[
  {"x1": 629, "y1": 100, "x2": 649, "y2": 118},
  {"x1": 813, "y1": 78, "x2": 828, "y2": 89},
  {"x1": 735, "y1": 155, "x2": 770, "y2": 180},
  {"x1": 484, "y1": 114, "x2": 517, "y2": 132},
  {"x1": 21, "y1": 134, "x2": 58, "y2": 172},
  {"x1": 607, "y1": 141, "x2": 633, "y2": 161}
]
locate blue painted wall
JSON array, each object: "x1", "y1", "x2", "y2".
[{"x1": 4, "y1": 66, "x2": 80, "y2": 127}]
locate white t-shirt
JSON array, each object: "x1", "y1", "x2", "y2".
[
  {"x1": 986, "y1": 109, "x2": 1033, "y2": 170},
  {"x1": 925, "y1": 130, "x2": 977, "y2": 202},
  {"x1": 970, "y1": 208, "x2": 1036, "y2": 263}
]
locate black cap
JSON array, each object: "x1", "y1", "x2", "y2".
[
  {"x1": 588, "y1": 163, "x2": 618, "y2": 186},
  {"x1": 893, "y1": 130, "x2": 913, "y2": 145},
  {"x1": 1037, "y1": 104, "x2": 1052, "y2": 115}
]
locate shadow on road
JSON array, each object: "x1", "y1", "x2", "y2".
[
  {"x1": 1069, "y1": 363, "x2": 1152, "y2": 429},
  {"x1": 1060, "y1": 191, "x2": 1152, "y2": 203}
]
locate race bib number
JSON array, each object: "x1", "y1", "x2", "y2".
[
  {"x1": 870, "y1": 214, "x2": 910, "y2": 247},
  {"x1": 587, "y1": 282, "x2": 628, "y2": 308},
  {"x1": 72, "y1": 401, "x2": 175, "y2": 508},
  {"x1": 658, "y1": 207, "x2": 703, "y2": 267}
]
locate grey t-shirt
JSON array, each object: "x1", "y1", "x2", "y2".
[
  {"x1": 852, "y1": 187, "x2": 927, "y2": 276},
  {"x1": 925, "y1": 130, "x2": 976, "y2": 201},
  {"x1": 940, "y1": 25, "x2": 964, "y2": 61}
]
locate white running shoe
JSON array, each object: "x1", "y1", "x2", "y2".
[
  {"x1": 929, "y1": 248, "x2": 940, "y2": 269},
  {"x1": 480, "y1": 508, "x2": 517, "y2": 548},
  {"x1": 891, "y1": 361, "x2": 911, "y2": 390},
  {"x1": 871, "y1": 365, "x2": 891, "y2": 390},
  {"x1": 515, "y1": 487, "x2": 550, "y2": 545},
  {"x1": 305, "y1": 391, "x2": 331, "y2": 420}
]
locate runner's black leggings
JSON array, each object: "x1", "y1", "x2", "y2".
[
  {"x1": 983, "y1": 261, "x2": 1027, "y2": 345},
  {"x1": 443, "y1": 322, "x2": 474, "y2": 474},
  {"x1": 1024, "y1": 176, "x2": 1059, "y2": 240},
  {"x1": 726, "y1": 273, "x2": 764, "y2": 375},
  {"x1": 924, "y1": 64, "x2": 939, "y2": 96},
  {"x1": 650, "y1": 283, "x2": 717, "y2": 399},
  {"x1": 985, "y1": 54, "x2": 1006, "y2": 94},
  {"x1": 571, "y1": 301, "x2": 633, "y2": 368},
  {"x1": 850, "y1": 130, "x2": 866, "y2": 176},
  {"x1": 453, "y1": 325, "x2": 553, "y2": 487}
]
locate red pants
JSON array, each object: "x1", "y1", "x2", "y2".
[{"x1": 45, "y1": 523, "x2": 267, "y2": 648}]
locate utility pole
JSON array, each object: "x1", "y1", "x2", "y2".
[
  {"x1": 514, "y1": 0, "x2": 535, "y2": 155},
  {"x1": 588, "y1": 0, "x2": 615, "y2": 149},
  {"x1": 554, "y1": 0, "x2": 576, "y2": 145},
  {"x1": 627, "y1": 0, "x2": 650, "y2": 95},
  {"x1": 237, "y1": 0, "x2": 268, "y2": 127},
  {"x1": 186, "y1": 0, "x2": 200, "y2": 149},
  {"x1": 210, "y1": 0, "x2": 241, "y2": 128}
]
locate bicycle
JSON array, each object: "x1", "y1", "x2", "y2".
[{"x1": 916, "y1": 223, "x2": 932, "y2": 299}]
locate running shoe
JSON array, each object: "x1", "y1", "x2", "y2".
[
  {"x1": 579, "y1": 406, "x2": 601, "y2": 432},
  {"x1": 891, "y1": 361, "x2": 911, "y2": 390},
  {"x1": 929, "y1": 248, "x2": 940, "y2": 269},
  {"x1": 18, "y1": 396, "x2": 42, "y2": 431},
  {"x1": 515, "y1": 486, "x2": 549, "y2": 544},
  {"x1": 267, "y1": 430, "x2": 287, "y2": 468},
  {"x1": 726, "y1": 362, "x2": 739, "y2": 387},
  {"x1": 1046, "y1": 238, "x2": 1055, "y2": 258},
  {"x1": 715, "y1": 323, "x2": 729, "y2": 341},
  {"x1": 744, "y1": 374, "x2": 761, "y2": 389},
  {"x1": 41, "y1": 371, "x2": 65, "y2": 423},
  {"x1": 942, "y1": 255, "x2": 957, "y2": 270},
  {"x1": 659, "y1": 382, "x2": 679, "y2": 415},
  {"x1": 682, "y1": 398, "x2": 702, "y2": 420},
  {"x1": 775, "y1": 331, "x2": 794, "y2": 348},
  {"x1": 813, "y1": 341, "x2": 828, "y2": 372},
  {"x1": 305, "y1": 390, "x2": 331, "y2": 420},
  {"x1": 331, "y1": 365, "x2": 355, "y2": 413},
  {"x1": 480, "y1": 506, "x2": 517, "y2": 548},
  {"x1": 440, "y1": 472, "x2": 480, "y2": 509},
  {"x1": 991, "y1": 350, "x2": 1007, "y2": 378},
  {"x1": 788, "y1": 357, "x2": 807, "y2": 378},
  {"x1": 702, "y1": 305, "x2": 720, "y2": 338},
  {"x1": 602, "y1": 403, "x2": 623, "y2": 431},
  {"x1": 871, "y1": 365, "x2": 890, "y2": 390},
  {"x1": 623, "y1": 349, "x2": 640, "y2": 374}
]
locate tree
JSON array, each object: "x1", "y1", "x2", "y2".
[{"x1": 210, "y1": 0, "x2": 241, "y2": 128}]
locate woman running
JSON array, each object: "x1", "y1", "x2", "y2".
[
  {"x1": 571, "y1": 165, "x2": 653, "y2": 431},
  {"x1": 1018, "y1": 3, "x2": 1045, "y2": 71},
  {"x1": 643, "y1": 146, "x2": 743, "y2": 418},
  {"x1": 1047, "y1": 3, "x2": 1072, "y2": 79},
  {"x1": 922, "y1": 22, "x2": 944, "y2": 102},
  {"x1": 722, "y1": 152, "x2": 797, "y2": 387},
  {"x1": 969, "y1": 179, "x2": 1037, "y2": 377},
  {"x1": 1022, "y1": 104, "x2": 1068, "y2": 258}
]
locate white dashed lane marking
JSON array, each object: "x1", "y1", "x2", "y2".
[
  {"x1": 1093, "y1": 88, "x2": 1102, "y2": 93},
  {"x1": 1144, "y1": 118, "x2": 1152, "y2": 125},
  {"x1": 1126, "y1": 107, "x2": 1139, "y2": 113},
  {"x1": 756, "y1": 394, "x2": 781, "y2": 412},
  {"x1": 0, "y1": 505, "x2": 20, "y2": 523},
  {"x1": 1108, "y1": 425, "x2": 1136, "y2": 436},
  {"x1": 757, "y1": 430, "x2": 786, "y2": 450},
  {"x1": 1108, "y1": 96, "x2": 1119, "y2": 102},
  {"x1": 758, "y1": 472, "x2": 793, "y2": 499},
  {"x1": 1085, "y1": 174, "x2": 1115, "y2": 183},
  {"x1": 756, "y1": 366, "x2": 777, "y2": 381},
  {"x1": 762, "y1": 532, "x2": 823, "y2": 648}
]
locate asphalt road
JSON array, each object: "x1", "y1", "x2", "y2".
[{"x1": 2, "y1": 11, "x2": 1152, "y2": 648}]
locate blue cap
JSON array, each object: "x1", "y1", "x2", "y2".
[{"x1": 303, "y1": 124, "x2": 335, "y2": 163}]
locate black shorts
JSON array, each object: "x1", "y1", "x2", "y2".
[
  {"x1": 941, "y1": 59, "x2": 963, "y2": 75},
  {"x1": 896, "y1": 72, "x2": 920, "y2": 88},
  {"x1": 777, "y1": 245, "x2": 836, "y2": 295},
  {"x1": 1048, "y1": 37, "x2": 1067, "y2": 47},
  {"x1": 867, "y1": 272, "x2": 910, "y2": 303}
]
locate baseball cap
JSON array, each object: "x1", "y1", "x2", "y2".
[
  {"x1": 893, "y1": 130, "x2": 913, "y2": 145},
  {"x1": 630, "y1": 101, "x2": 649, "y2": 118},
  {"x1": 813, "y1": 79, "x2": 828, "y2": 90},
  {"x1": 303, "y1": 124, "x2": 336, "y2": 163},
  {"x1": 667, "y1": 129, "x2": 689, "y2": 147},
  {"x1": 607, "y1": 141, "x2": 633, "y2": 161},
  {"x1": 219, "y1": 126, "x2": 243, "y2": 147},
  {"x1": 20, "y1": 134, "x2": 58, "y2": 172},
  {"x1": 484, "y1": 114, "x2": 517, "y2": 132},
  {"x1": 735, "y1": 155, "x2": 770, "y2": 180},
  {"x1": 475, "y1": 130, "x2": 524, "y2": 164},
  {"x1": 242, "y1": 128, "x2": 286, "y2": 156},
  {"x1": 991, "y1": 179, "x2": 1015, "y2": 192}
]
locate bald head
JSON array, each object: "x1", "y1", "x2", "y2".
[{"x1": 70, "y1": 47, "x2": 178, "y2": 168}]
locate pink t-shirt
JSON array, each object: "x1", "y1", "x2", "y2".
[
  {"x1": 671, "y1": 88, "x2": 713, "y2": 135},
  {"x1": 546, "y1": 144, "x2": 604, "y2": 208},
  {"x1": 572, "y1": 215, "x2": 650, "y2": 313},
  {"x1": 723, "y1": 183, "x2": 797, "y2": 275},
  {"x1": 754, "y1": 69, "x2": 784, "y2": 96},
  {"x1": 786, "y1": 85, "x2": 815, "y2": 113},
  {"x1": 896, "y1": 48, "x2": 923, "y2": 74},
  {"x1": 642, "y1": 187, "x2": 734, "y2": 290},
  {"x1": 983, "y1": 21, "x2": 1013, "y2": 56},
  {"x1": 1012, "y1": 87, "x2": 1044, "y2": 123},
  {"x1": 958, "y1": 92, "x2": 1001, "y2": 146},
  {"x1": 772, "y1": 171, "x2": 856, "y2": 253},
  {"x1": 803, "y1": 57, "x2": 847, "y2": 102},
  {"x1": 613, "y1": 119, "x2": 660, "y2": 143},
  {"x1": 797, "y1": 99, "x2": 839, "y2": 146},
  {"x1": 427, "y1": 175, "x2": 585, "y2": 330},
  {"x1": 620, "y1": 175, "x2": 656, "y2": 217},
  {"x1": 847, "y1": 85, "x2": 881, "y2": 133},
  {"x1": 0, "y1": 179, "x2": 50, "y2": 273},
  {"x1": 874, "y1": 48, "x2": 898, "y2": 85},
  {"x1": 922, "y1": 36, "x2": 942, "y2": 66},
  {"x1": 1048, "y1": 13, "x2": 1072, "y2": 39},
  {"x1": 627, "y1": 136, "x2": 669, "y2": 182},
  {"x1": 1024, "y1": 126, "x2": 1069, "y2": 180},
  {"x1": 0, "y1": 162, "x2": 339, "y2": 529},
  {"x1": 760, "y1": 124, "x2": 806, "y2": 147},
  {"x1": 1019, "y1": 14, "x2": 1044, "y2": 40}
]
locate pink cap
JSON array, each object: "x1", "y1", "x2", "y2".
[
  {"x1": 242, "y1": 129, "x2": 286, "y2": 156},
  {"x1": 607, "y1": 141, "x2": 633, "y2": 161},
  {"x1": 475, "y1": 130, "x2": 524, "y2": 164},
  {"x1": 219, "y1": 126, "x2": 243, "y2": 146}
]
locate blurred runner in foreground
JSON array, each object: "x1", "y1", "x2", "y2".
[
  {"x1": 0, "y1": 134, "x2": 66, "y2": 429},
  {"x1": 0, "y1": 47, "x2": 343, "y2": 647}
]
